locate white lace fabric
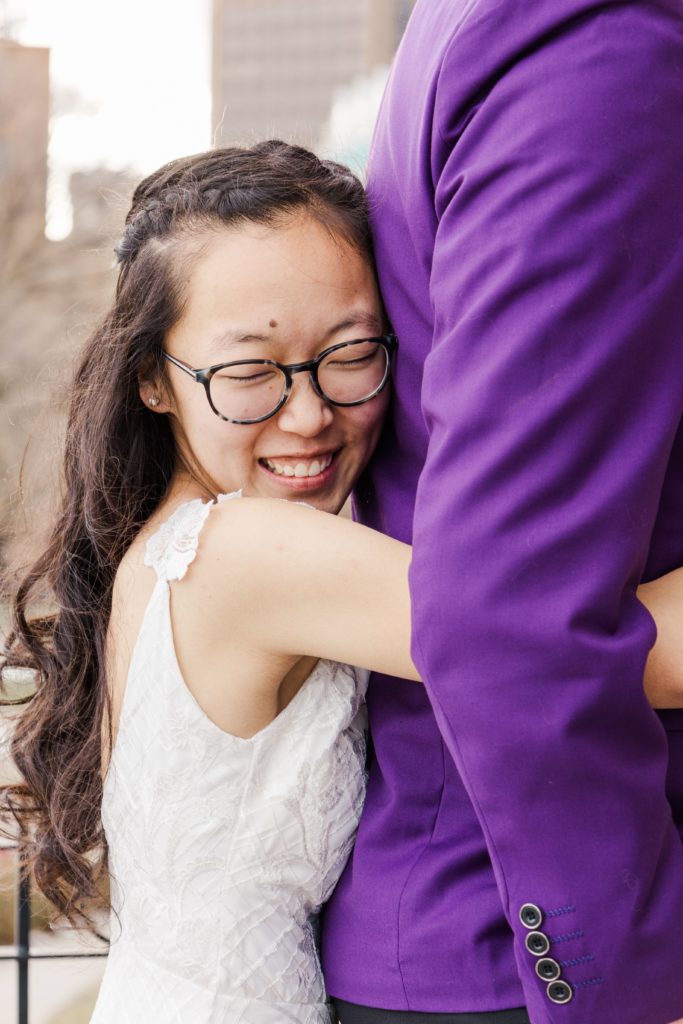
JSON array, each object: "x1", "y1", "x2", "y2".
[{"x1": 91, "y1": 492, "x2": 368, "y2": 1024}]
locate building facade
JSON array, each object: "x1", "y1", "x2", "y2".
[
  {"x1": 211, "y1": 0, "x2": 415, "y2": 148},
  {"x1": 0, "y1": 40, "x2": 49, "y2": 278}
]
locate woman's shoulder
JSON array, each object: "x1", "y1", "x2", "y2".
[
  {"x1": 204, "y1": 491, "x2": 320, "y2": 541},
  {"x1": 110, "y1": 493, "x2": 214, "y2": 610},
  {"x1": 115, "y1": 491, "x2": 335, "y2": 602},
  {"x1": 115, "y1": 489, "x2": 235, "y2": 581},
  {"x1": 196, "y1": 492, "x2": 322, "y2": 584}
]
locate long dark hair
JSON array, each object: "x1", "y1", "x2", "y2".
[{"x1": 0, "y1": 141, "x2": 372, "y2": 926}]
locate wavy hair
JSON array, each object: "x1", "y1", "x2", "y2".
[{"x1": 0, "y1": 141, "x2": 372, "y2": 926}]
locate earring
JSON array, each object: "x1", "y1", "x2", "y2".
[{"x1": 148, "y1": 395, "x2": 160, "y2": 408}]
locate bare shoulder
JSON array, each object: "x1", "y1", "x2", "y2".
[
  {"x1": 182, "y1": 494, "x2": 411, "y2": 667},
  {"x1": 200, "y1": 496, "x2": 342, "y2": 561},
  {"x1": 192, "y1": 496, "x2": 335, "y2": 601},
  {"x1": 139, "y1": 493, "x2": 416, "y2": 681},
  {"x1": 209, "y1": 493, "x2": 322, "y2": 540},
  {"x1": 196, "y1": 495, "x2": 376, "y2": 593}
]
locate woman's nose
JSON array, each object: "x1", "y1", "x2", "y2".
[{"x1": 275, "y1": 372, "x2": 334, "y2": 436}]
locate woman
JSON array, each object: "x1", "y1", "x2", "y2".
[{"x1": 1, "y1": 141, "x2": 681, "y2": 1024}]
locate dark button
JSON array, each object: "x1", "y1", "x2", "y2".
[
  {"x1": 547, "y1": 980, "x2": 573, "y2": 1004},
  {"x1": 525, "y1": 931, "x2": 550, "y2": 957},
  {"x1": 535, "y1": 957, "x2": 561, "y2": 981},
  {"x1": 519, "y1": 903, "x2": 543, "y2": 929}
]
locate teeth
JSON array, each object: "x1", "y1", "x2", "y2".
[{"x1": 263, "y1": 454, "x2": 333, "y2": 477}]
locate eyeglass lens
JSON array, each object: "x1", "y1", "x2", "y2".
[{"x1": 208, "y1": 339, "x2": 389, "y2": 422}]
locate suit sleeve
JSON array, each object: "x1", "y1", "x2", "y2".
[{"x1": 411, "y1": 6, "x2": 683, "y2": 1023}]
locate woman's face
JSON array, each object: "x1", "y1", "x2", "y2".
[{"x1": 148, "y1": 213, "x2": 389, "y2": 514}]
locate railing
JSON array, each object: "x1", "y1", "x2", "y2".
[{"x1": 0, "y1": 845, "x2": 108, "y2": 1024}]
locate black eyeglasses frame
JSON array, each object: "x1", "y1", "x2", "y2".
[{"x1": 162, "y1": 333, "x2": 398, "y2": 425}]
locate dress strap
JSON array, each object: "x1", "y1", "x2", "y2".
[{"x1": 143, "y1": 490, "x2": 242, "y2": 582}]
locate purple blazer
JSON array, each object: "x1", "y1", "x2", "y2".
[{"x1": 321, "y1": 2, "x2": 683, "y2": 1022}]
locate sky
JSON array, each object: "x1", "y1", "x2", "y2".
[{"x1": 5, "y1": 0, "x2": 213, "y2": 236}]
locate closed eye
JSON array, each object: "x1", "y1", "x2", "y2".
[
  {"x1": 215, "y1": 368, "x2": 280, "y2": 384},
  {"x1": 327, "y1": 354, "x2": 376, "y2": 368}
]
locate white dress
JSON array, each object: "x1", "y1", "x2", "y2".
[{"x1": 90, "y1": 492, "x2": 368, "y2": 1024}]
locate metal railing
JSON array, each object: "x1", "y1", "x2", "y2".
[{"x1": 0, "y1": 846, "x2": 108, "y2": 1024}]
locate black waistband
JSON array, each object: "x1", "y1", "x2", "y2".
[{"x1": 332, "y1": 1001, "x2": 530, "y2": 1024}]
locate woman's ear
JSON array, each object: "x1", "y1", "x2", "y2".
[{"x1": 138, "y1": 359, "x2": 173, "y2": 414}]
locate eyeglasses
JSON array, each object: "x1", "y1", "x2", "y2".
[{"x1": 163, "y1": 334, "x2": 397, "y2": 425}]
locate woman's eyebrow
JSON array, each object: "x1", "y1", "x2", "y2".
[
  {"x1": 327, "y1": 313, "x2": 382, "y2": 337},
  {"x1": 205, "y1": 329, "x2": 268, "y2": 354},
  {"x1": 209, "y1": 313, "x2": 382, "y2": 350}
]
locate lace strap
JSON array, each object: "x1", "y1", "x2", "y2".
[
  {"x1": 143, "y1": 489, "x2": 243, "y2": 582},
  {"x1": 143, "y1": 498, "x2": 214, "y2": 582}
]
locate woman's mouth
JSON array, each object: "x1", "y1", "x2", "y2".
[{"x1": 258, "y1": 451, "x2": 338, "y2": 489}]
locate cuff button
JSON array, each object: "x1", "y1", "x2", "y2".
[
  {"x1": 519, "y1": 903, "x2": 543, "y2": 929},
  {"x1": 535, "y1": 958, "x2": 561, "y2": 982},
  {"x1": 547, "y1": 980, "x2": 573, "y2": 1004},
  {"x1": 525, "y1": 931, "x2": 550, "y2": 957}
]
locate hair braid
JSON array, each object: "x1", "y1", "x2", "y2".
[{"x1": 114, "y1": 141, "x2": 371, "y2": 270}]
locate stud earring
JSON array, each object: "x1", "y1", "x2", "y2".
[{"x1": 148, "y1": 395, "x2": 160, "y2": 408}]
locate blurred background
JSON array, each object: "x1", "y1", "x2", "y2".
[
  {"x1": 0, "y1": 0, "x2": 415, "y2": 562},
  {"x1": 0, "y1": 1, "x2": 415, "y2": 1021}
]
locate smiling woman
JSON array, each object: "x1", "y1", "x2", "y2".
[
  {"x1": 146, "y1": 211, "x2": 392, "y2": 512},
  {"x1": 0, "y1": 140, "x2": 413, "y2": 1024}
]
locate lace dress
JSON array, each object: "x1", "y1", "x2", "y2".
[{"x1": 90, "y1": 492, "x2": 368, "y2": 1024}]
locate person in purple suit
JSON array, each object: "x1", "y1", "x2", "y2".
[{"x1": 322, "y1": 2, "x2": 683, "y2": 1023}]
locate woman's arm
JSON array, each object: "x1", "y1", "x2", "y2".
[
  {"x1": 190, "y1": 498, "x2": 683, "y2": 702},
  {"x1": 639, "y1": 569, "x2": 683, "y2": 709},
  {"x1": 196, "y1": 496, "x2": 420, "y2": 681}
]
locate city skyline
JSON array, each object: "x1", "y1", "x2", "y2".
[
  {"x1": 212, "y1": 0, "x2": 414, "y2": 148},
  {"x1": 3, "y1": 0, "x2": 212, "y2": 236},
  {"x1": 2, "y1": 1, "x2": 415, "y2": 237}
]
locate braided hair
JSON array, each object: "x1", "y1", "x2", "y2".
[
  {"x1": 115, "y1": 140, "x2": 371, "y2": 272},
  {"x1": 0, "y1": 141, "x2": 372, "y2": 927}
]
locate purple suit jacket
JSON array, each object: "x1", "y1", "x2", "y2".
[{"x1": 321, "y1": 2, "x2": 683, "y2": 1022}]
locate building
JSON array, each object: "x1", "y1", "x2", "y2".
[
  {"x1": 211, "y1": 0, "x2": 415, "y2": 148},
  {"x1": 0, "y1": 40, "x2": 50, "y2": 278}
]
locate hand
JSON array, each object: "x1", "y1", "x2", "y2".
[{"x1": 638, "y1": 568, "x2": 683, "y2": 709}]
